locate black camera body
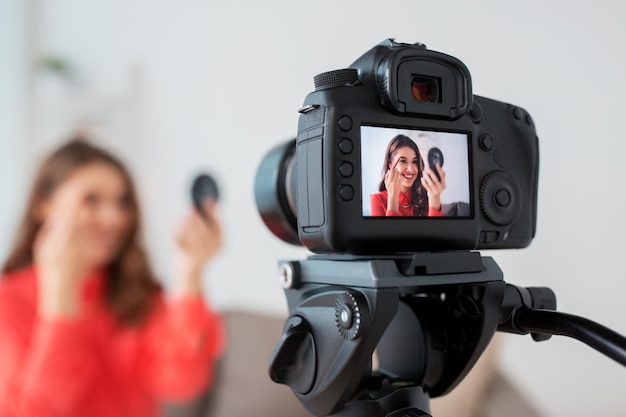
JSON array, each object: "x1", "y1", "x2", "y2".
[
  {"x1": 256, "y1": 39, "x2": 539, "y2": 254},
  {"x1": 259, "y1": 40, "x2": 626, "y2": 417}
]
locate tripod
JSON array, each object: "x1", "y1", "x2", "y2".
[{"x1": 269, "y1": 252, "x2": 626, "y2": 417}]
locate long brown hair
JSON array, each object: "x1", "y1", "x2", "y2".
[
  {"x1": 1, "y1": 138, "x2": 160, "y2": 325},
  {"x1": 378, "y1": 134, "x2": 428, "y2": 216}
]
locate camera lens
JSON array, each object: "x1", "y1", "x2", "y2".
[
  {"x1": 411, "y1": 77, "x2": 438, "y2": 102},
  {"x1": 254, "y1": 139, "x2": 300, "y2": 245}
]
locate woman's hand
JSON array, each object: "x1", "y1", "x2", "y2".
[
  {"x1": 421, "y1": 164, "x2": 447, "y2": 211},
  {"x1": 174, "y1": 201, "x2": 223, "y2": 296},
  {"x1": 34, "y1": 186, "x2": 91, "y2": 319},
  {"x1": 384, "y1": 159, "x2": 402, "y2": 213}
]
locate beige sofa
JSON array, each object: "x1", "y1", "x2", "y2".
[{"x1": 163, "y1": 310, "x2": 542, "y2": 417}]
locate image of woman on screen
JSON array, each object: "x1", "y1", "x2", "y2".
[{"x1": 370, "y1": 134, "x2": 446, "y2": 216}]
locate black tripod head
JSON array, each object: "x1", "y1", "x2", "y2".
[
  {"x1": 269, "y1": 252, "x2": 513, "y2": 416},
  {"x1": 268, "y1": 251, "x2": 626, "y2": 417}
]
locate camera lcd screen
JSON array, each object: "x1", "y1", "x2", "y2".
[{"x1": 361, "y1": 125, "x2": 471, "y2": 218}]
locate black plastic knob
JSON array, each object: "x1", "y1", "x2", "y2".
[
  {"x1": 314, "y1": 69, "x2": 359, "y2": 91},
  {"x1": 268, "y1": 316, "x2": 317, "y2": 395},
  {"x1": 479, "y1": 171, "x2": 523, "y2": 226}
]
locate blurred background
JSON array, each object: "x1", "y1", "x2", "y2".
[{"x1": 1, "y1": 0, "x2": 624, "y2": 415}]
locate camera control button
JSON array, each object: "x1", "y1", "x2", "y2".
[
  {"x1": 480, "y1": 231, "x2": 499, "y2": 244},
  {"x1": 513, "y1": 107, "x2": 524, "y2": 120},
  {"x1": 469, "y1": 102, "x2": 483, "y2": 122},
  {"x1": 495, "y1": 189, "x2": 511, "y2": 207},
  {"x1": 338, "y1": 162, "x2": 354, "y2": 178},
  {"x1": 338, "y1": 138, "x2": 353, "y2": 154},
  {"x1": 337, "y1": 116, "x2": 353, "y2": 131},
  {"x1": 314, "y1": 69, "x2": 358, "y2": 90},
  {"x1": 480, "y1": 171, "x2": 523, "y2": 226},
  {"x1": 479, "y1": 133, "x2": 494, "y2": 152},
  {"x1": 338, "y1": 185, "x2": 354, "y2": 201},
  {"x1": 307, "y1": 126, "x2": 324, "y2": 139}
]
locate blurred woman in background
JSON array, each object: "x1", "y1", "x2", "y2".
[{"x1": 0, "y1": 139, "x2": 224, "y2": 417}]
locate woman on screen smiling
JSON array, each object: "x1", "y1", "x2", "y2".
[{"x1": 370, "y1": 134, "x2": 446, "y2": 216}]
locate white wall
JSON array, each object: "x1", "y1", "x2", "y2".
[
  {"x1": 2, "y1": 1, "x2": 626, "y2": 416},
  {"x1": 0, "y1": 0, "x2": 28, "y2": 259}
]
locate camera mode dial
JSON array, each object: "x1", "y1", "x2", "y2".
[
  {"x1": 480, "y1": 171, "x2": 523, "y2": 226},
  {"x1": 314, "y1": 69, "x2": 359, "y2": 91}
]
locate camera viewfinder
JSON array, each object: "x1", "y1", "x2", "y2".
[{"x1": 411, "y1": 76, "x2": 439, "y2": 102}]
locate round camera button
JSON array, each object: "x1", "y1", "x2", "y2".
[
  {"x1": 337, "y1": 116, "x2": 353, "y2": 131},
  {"x1": 338, "y1": 185, "x2": 354, "y2": 201},
  {"x1": 479, "y1": 133, "x2": 494, "y2": 152},
  {"x1": 495, "y1": 188, "x2": 512, "y2": 207},
  {"x1": 338, "y1": 138, "x2": 353, "y2": 154},
  {"x1": 469, "y1": 102, "x2": 483, "y2": 122},
  {"x1": 513, "y1": 107, "x2": 524, "y2": 120},
  {"x1": 338, "y1": 162, "x2": 354, "y2": 178}
]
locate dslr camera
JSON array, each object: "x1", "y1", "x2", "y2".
[
  {"x1": 256, "y1": 38, "x2": 538, "y2": 254},
  {"x1": 255, "y1": 40, "x2": 625, "y2": 417}
]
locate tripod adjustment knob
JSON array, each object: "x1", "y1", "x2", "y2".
[
  {"x1": 335, "y1": 292, "x2": 362, "y2": 340},
  {"x1": 268, "y1": 316, "x2": 317, "y2": 395}
]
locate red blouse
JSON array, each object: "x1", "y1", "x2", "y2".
[
  {"x1": 370, "y1": 190, "x2": 443, "y2": 217},
  {"x1": 0, "y1": 266, "x2": 225, "y2": 417}
]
